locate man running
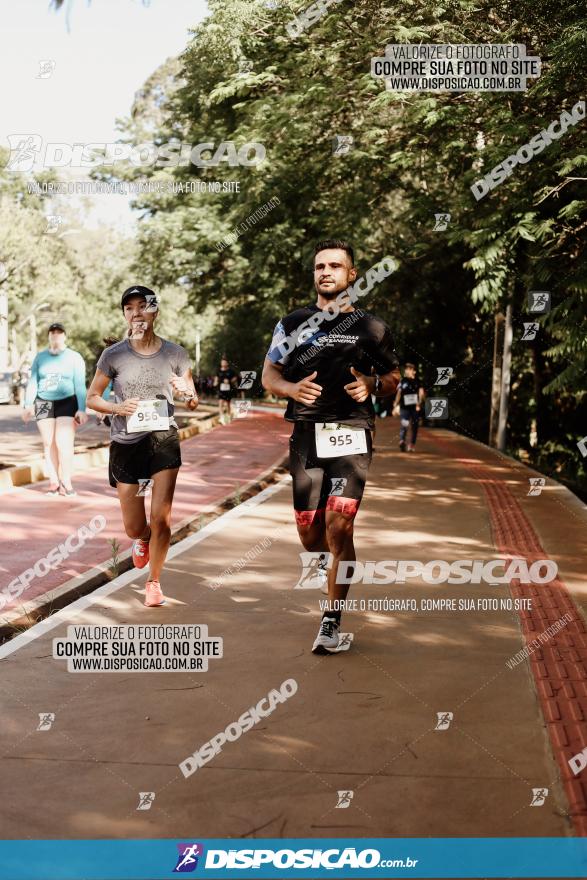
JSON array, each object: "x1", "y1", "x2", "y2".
[
  {"x1": 214, "y1": 356, "x2": 238, "y2": 424},
  {"x1": 86, "y1": 286, "x2": 198, "y2": 607},
  {"x1": 394, "y1": 363, "x2": 425, "y2": 452},
  {"x1": 262, "y1": 240, "x2": 400, "y2": 653},
  {"x1": 22, "y1": 323, "x2": 88, "y2": 496}
]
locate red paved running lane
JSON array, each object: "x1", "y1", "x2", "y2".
[
  {"x1": 0, "y1": 412, "x2": 289, "y2": 612},
  {"x1": 430, "y1": 431, "x2": 587, "y2": 837}
]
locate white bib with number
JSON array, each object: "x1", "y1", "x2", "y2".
[
  {"x1": 220, "y1": 382, "x2": 230, "y2": 391},
  {"x1": 315, "y1": 423, "x2": 368, "y2": 458},
  {"x1": 126, "y1": 399, "x2": 170, "y2": 434},
  {"x1": 403, "y1": 393, "x2": 418, "y2": 406}
]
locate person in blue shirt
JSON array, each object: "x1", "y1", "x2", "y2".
[{"x1": 22, "y1": 322, "x2": 88, "y2": 496}]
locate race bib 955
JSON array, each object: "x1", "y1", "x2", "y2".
[{"x1": 315, "y1": 422, "x2": 367, "y2": 458}]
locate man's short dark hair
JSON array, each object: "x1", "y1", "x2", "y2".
[
  {"x1": 314, "y1": 239, "x2": 354, "y2": 267},
  {"x1": 405, "y1": 362, "x2": 416, "y2": 370}
]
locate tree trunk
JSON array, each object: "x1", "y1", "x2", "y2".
[
  {"x1": 497, "y1": 304, "x2": 513, "y2": 452},
  {"x1": 489, "y1": 311, "x2": 504, "y2": 447},
  {"x1": 531, "y1": 338, "x2": 546, "y2": 449}
]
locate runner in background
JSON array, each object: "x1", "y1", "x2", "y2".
[
  {"x1": 214, "y1": 356, "x2": 238, "y2": 424},
  {"x1": 262, "y1": 240, "x2": 400, "y2": 653},
  {"x1": 22, "y1": 322, "x2": 88, "y2": 496},
  {"x1": 393, "y1": 363, "x2": 425, "y2": 452},
  {"x1": 86, "y1": 286, "x2": 198, "y2": 608}
]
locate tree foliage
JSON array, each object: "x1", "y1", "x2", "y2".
[{"x1": 36, "y1": 0, "x2": 587, "y2": 491}]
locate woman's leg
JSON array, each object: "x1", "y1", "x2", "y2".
[
  {"x1": 54, "y1": 416, "x2": 76, "y2": 489},
  {"x1": 37, "y1": 417, "x2": 59, "y2": 488},
  {"x1": 116, "y1": 483, "x2": 150, "y2": 540},
  {"x1": 147, "y1": 467, "x2": 179, "y2": 582}
]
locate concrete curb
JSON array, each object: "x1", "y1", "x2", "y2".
[{"x1": 0, "y1": 450, "x2": 290, "y2": 643}]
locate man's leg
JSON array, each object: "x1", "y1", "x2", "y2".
[
  {"x1": 324, "y1": 500, "x2": 358, "y2": 603},
  {"x1": 399, "y1": 409, "x2": 409, "y2": 448},
  {"x1": 289, "y1": 425, "x2": 329, "y2": 578},
  {"x1": 310, "y1": 499, "x2": 361, "y2": 654},
  {"x1": 295, "y1": 508, "x2": 327, "y2": 552},
  {"x1": 410, "y1": 411, "x2": 420, "y2": 447},
  {"x1": 311, "y1": 436, "x2": 372, "y2": 652}
]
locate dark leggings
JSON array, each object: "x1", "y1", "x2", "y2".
[{"x1": 399, "y1": 408, "x2": 420, "y2": 445}]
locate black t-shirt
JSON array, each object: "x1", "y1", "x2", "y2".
[
  {"x1": 217, "y1": 368, "x2": 236, "y2": 394},
  {"x1": 399, "y1": 377, "x2": 421, "y2": 409},
  {"x1": 267, "y1": 305, "x2": 399, "y2": 429}
]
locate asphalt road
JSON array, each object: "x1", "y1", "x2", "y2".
[{"x1": 2, "y1": 423, "x2": 586, "y2": 841}]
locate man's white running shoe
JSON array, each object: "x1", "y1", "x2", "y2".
[{"x1": 312, "y1": 616, "x2": 340, "y2": 654}]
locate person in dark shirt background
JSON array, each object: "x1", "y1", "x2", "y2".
[
  {"x1": 393, "y1": 363, "x2": 425, "y2": 452},
  {"x1": 214, "y1": 356, "x2": 238, "y2": 425}
]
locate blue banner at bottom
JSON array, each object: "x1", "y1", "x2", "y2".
[{"x1": 0, "y1": 838, "x2": 585, "y2": 879}]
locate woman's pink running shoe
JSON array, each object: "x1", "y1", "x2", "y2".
[
  {"x1": 144, "y1": 580, "x2": 166, "y2": 607},
  {"x1": 132, "y1": 538, "x2": 150, "y2": 569}
]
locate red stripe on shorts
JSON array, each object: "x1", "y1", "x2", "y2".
[
  {"x1": 326, "y1": 496, "x2": 360, "y2": 517},
  {"x1": 295, "y1": 508, "x2": 326, "y2": 527}
]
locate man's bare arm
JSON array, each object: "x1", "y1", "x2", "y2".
[
  {"x1": 262, "y1": 358, "x2": 322, "y2": 405},
  {"x1": 378, "y1": 367, "x2": 401, "y2": 398}
]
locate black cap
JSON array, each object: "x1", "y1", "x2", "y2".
[
  {"x1": 48, "y1": 322, "x2": 65, "y2": 333},
  {"x1": 121, "y1": 285, "x2": 157, "y2": 310}
]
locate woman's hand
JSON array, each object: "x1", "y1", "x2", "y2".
[
  {"x1": 171, "y1": 375, "x2": 198, "y2": 408},
  {"x1": 115, "y1": 398, "x2": 140, "y2": 416}
]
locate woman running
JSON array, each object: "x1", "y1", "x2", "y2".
[
  {"x1": 86, "y1": 285, "x2": 198, "y2": 607},
  {"x1": 22, "y1": 322, "x2": 88, "y2": 496}
]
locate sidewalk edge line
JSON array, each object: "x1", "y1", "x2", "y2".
[
  {"x1": 0, "y1": 476, "x2": 290, "y2": 660},
  {"x1": 0, "y1": 450, "x2": 289, "y2": 631}
]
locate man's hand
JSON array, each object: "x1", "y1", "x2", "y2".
[
  {"x1": 22, "y1": 407, "x2": 34, "y2": 423},
  {"x1": 75, "y1": 410, "x2": 89, "y2": 425},
  {"x1": 115, "y1": 398, "x2": 140, "y2": 416},
  {"x1": 344, "y1": 367, "x2": 374, "y2": 403},
  {"x1": 291, "y1": 371, "x2": 322, "y2": 405}
]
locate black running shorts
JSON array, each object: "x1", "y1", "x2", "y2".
[
  {"x1": 108, "y1": 427, "x2": 181, "y2": 488},
  {"x1": 34, "y1": 395, "x2": 78, "y2": 420},
  {"x1": 288, "y1": 421, "x2": 373, "y2": 523}
]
